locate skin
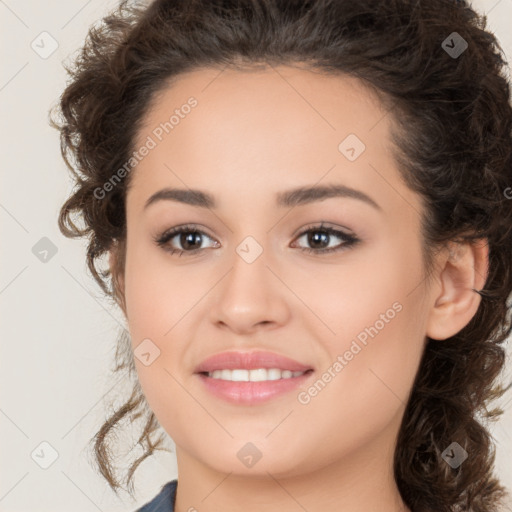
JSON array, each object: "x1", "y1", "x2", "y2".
[{"x1": 110, "y1": 65, "x2": 488, "y2": 512}]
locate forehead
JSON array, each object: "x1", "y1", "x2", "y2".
[
  {"x1": 127, "y1": 65, "x2": 417, "y2": 219},
  {"x1": 135, "y1": 64, "x2": 387, "y2": 149}
]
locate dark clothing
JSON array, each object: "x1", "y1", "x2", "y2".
[{"x1": 135, "y1": 480, "x2": 177, "y2": 511}]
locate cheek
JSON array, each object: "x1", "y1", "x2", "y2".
[
  {"x1": 296, "y1": 234, "x2": 424, "y2": 345},
  {"x1": 307, "y1": 237, "x2": 427, "y2": 409},
  {"x1": 123, "y1": 243, "x2": 205, "y2": 337},
  {"x1": 122, "y1": 247, "x2": 214, "y2": 410},
  {"x1": 291, "y1": 288, "x2": 426, "y2": 472}
]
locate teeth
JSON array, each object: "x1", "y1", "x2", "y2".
[{"x1": 207, "y1": 368, "x2": 306, "y2": 381}]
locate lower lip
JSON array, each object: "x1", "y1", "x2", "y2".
[{"x1": 196, "y1": 371, "x2": 314, "y2": 405}]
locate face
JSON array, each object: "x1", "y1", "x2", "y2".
[{"x1": 120, "y1": 65, "x2": 435, "y2": 479}]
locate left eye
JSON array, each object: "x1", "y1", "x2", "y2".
[
  {"x1": 154, "y1": 223, "x2": 359, "y2": 257},
  {"x1": 291, "y1": 224, "x2": 359, "y2": 254}
]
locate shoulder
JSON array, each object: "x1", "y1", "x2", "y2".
[{"x1": 134, "y1": 480, "x2": 178, "y2": 512}]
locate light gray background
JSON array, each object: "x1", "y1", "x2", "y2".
[{"x1": 1, "y1": 0, "x2": 511, "y2": 510}]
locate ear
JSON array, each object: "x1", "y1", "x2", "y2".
[
  {"x1": 426, "y1": 238, "x2": 489, "y2": 340},
  {"x1": 109, "y1": 241, "x2": 127, "y2": 317}
]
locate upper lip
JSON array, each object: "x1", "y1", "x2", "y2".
[{"x1": 194, "y1": 350, "x2": 314, "y2": 373}]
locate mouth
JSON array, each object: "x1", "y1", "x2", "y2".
[
  {"x1": 194, "y1": 350, "x2": 315, "y2": 405},
  {"x1": 198, "y1": 368, "x2": 314, "y2": 381}
]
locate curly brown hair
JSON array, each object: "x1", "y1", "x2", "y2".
[{"x1": 50, "y1": 0, "x2": 512, "y2": 510}]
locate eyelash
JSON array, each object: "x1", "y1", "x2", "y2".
[{"x1": 154, "y1": 222, "x2": 360, "y2": 257}]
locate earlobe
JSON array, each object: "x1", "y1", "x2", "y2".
[{"x1": 426, "y1": 238, "x2": 489, "y2": 341}]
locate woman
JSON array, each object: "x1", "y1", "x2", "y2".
[{"x1": 50, "y1": 0, "x2": 512, "y2": 510}]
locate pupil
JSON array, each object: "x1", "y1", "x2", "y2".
[
  {"x1": 309, "y1": 231, "x2": 328, "y2": 249},
  {"x1": 182, "y1": 232, "x2": 201, "y2": 250}
]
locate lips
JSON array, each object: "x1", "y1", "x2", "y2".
[
  {"x1": 194, "y1": 350, "x2": 315, "y2": 405},
  {"x1": 194, "y1": 350, "x2": 314, "y2": 374}
]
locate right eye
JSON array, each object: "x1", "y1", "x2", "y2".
[{"x1": 154, "y1": 224, "x2": 219, "y2": 256}]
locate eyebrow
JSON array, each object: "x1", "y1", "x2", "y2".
[{"x1": 144, "y1": 184, "x2": 382, "y2": 211}]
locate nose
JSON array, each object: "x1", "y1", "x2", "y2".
[{"x1": 208, "y1": 246, "x2": 291, "y2": 335}]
